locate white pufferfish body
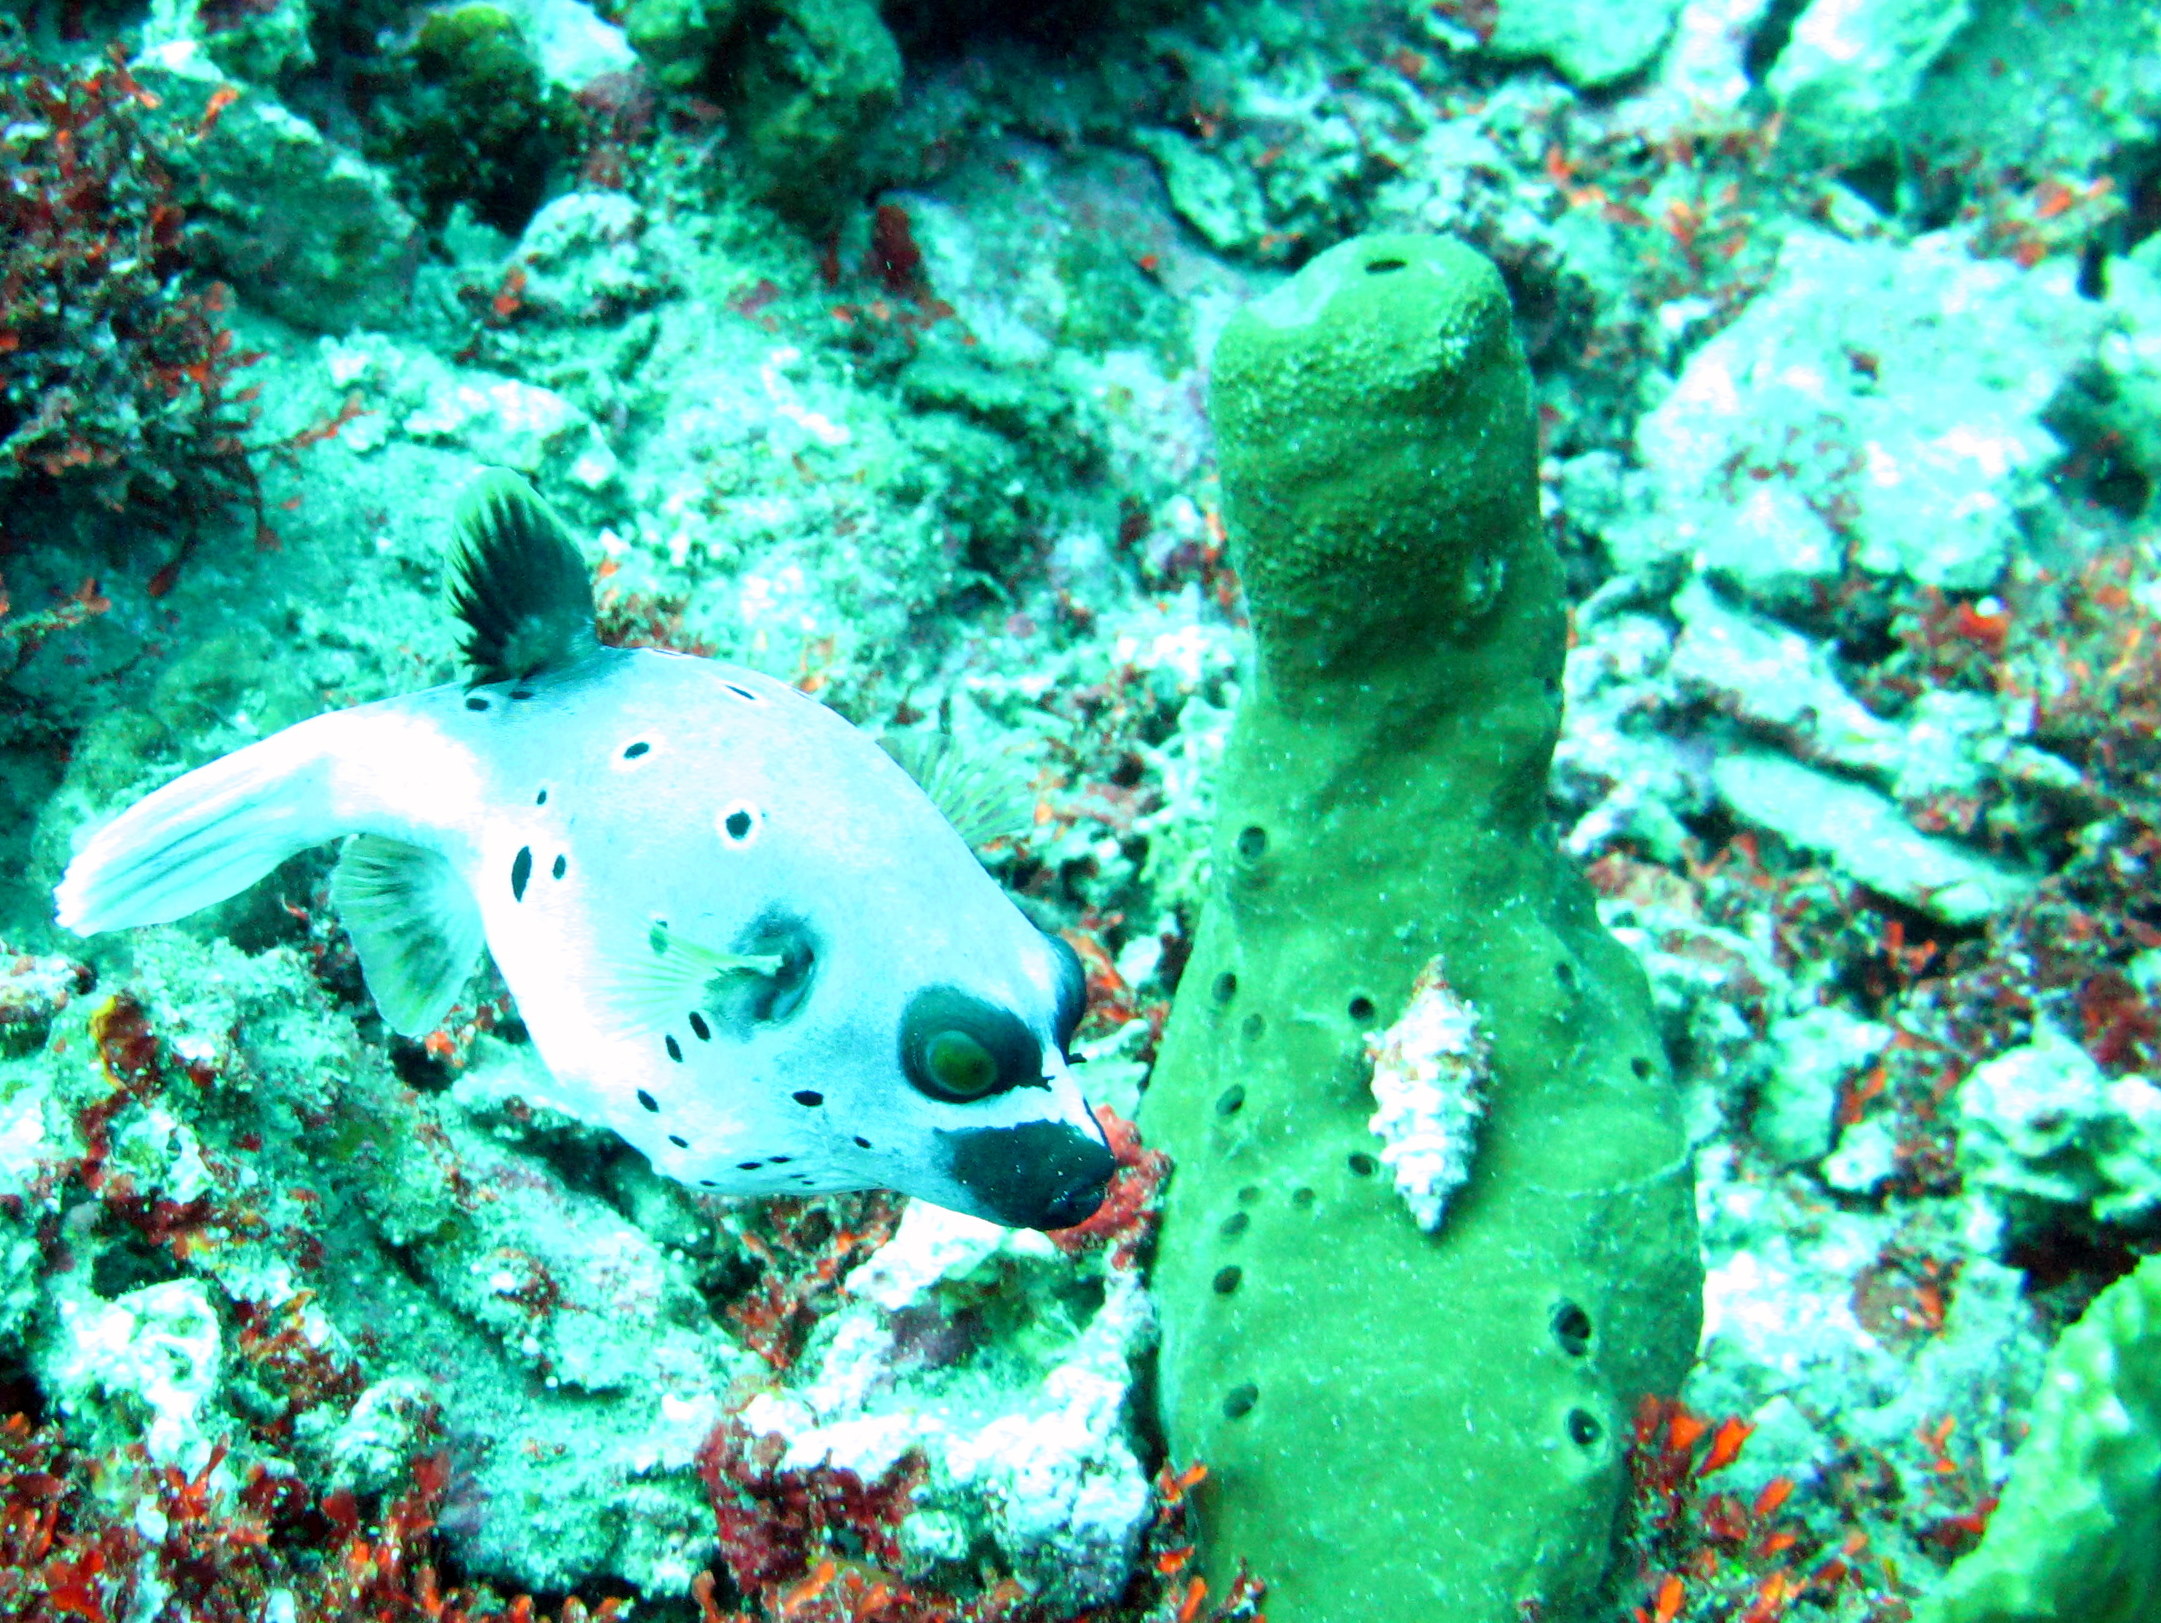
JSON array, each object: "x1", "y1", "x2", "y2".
[{"x1": 54, "y1": 471, "x2": 1116, "y2": 1230}]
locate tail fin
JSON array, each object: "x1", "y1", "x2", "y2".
[{"x1": 55, "y1": 720, "x2": 346, "y2": 936}]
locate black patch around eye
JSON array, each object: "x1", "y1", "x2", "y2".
[
  {"x1": 668, "y1": 1133, "x2": 688, "y2": 1148},
  {"x1": 510, "y1": 846, "x2": 532, "y2": 901},
  {"x1": 792, "y1": 1089, "x2": 822, "y2": 1107},
  {"x1": 623, "y1": 741, "x2": 650, "y2": 759},
  {"x1": 939, "y1": 1120, "x2": 1114, "y2": 1229},
  {"x1": 724, "y1": 807, "x2": 753, "y2": 840},
  {"x1": 901, "y1": 986, "x2": 1045, "y2": 1103},
  {"x1": 551, "y1": 853, "x2": 566, "y2": 880},
  {"x1": 688, "y1": 1011, "x2": 711, "y2": 1041},
  {"x1": 465, "y1": 695, "x2": 490, "y2": 712},
  {"x1": 636, "y1": 1089, "x2": 658, "y2": 1112},
  {"x1": 664, "y1": 1035, "x2": 683, "y2": 1062}
]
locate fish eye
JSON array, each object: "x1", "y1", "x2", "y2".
[
  {"x1": 901, "y1": 987, "x2": 1044, "y2": 1104},
  {"x1": 924, "y1": 1029, "x2": 999, "y2": 1099},
  {"x1": 1046, "y1": 932, "x2": 1087, "y2": 1052}
]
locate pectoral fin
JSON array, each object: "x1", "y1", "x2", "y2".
[
  {"x1": 332, "y1": 835, "x2": 485, "y2": 1037},
  {"x1": 609, "y1": 921, "x2": 783, "y2": 1032}
]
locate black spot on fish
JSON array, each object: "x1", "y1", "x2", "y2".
[
  {"x1": 510, "y1": 847, "x2": 532, "y2": 901},
  {"x1": 770, "y1": 1155, "x2": 791, "y2": 1164},
  {"x1": 668, "y1": 1134, "x2": 688, "y2": 1148},
  {"x1": 664, "y1": 1035, "x2": 683, "y2": 1063},
  {"x1": 636, "y1": 1089, "x2": 658, "y2": 1113},
  {"x1": 737, "y1": 1160, "x2": 761, "y2": 1170},
  {"x1": 535, "y1": 788, "x2": 548, "y2": 805},
  {"x1": 792, "y1": 1089, "x2": 822, "y2": 1107},
  {"x1": 511, "y1": 687, "x2": 533, "y2": 700},
  {"x1": 551, "y1": 853, "x2": 566, "y2": 880},
  {"x1": 465, "y1": 695, "x2": 490, "y2": 712},
  {"x1": 725, "y1": 808, "x2": 753, "y2": 840},
  {"x1": 726, "y1": 683, "x2": 759, "y2": 701},
  {"x1": 698, "y1": 1179, "x2": 716, "y2": 1188},
  {"x1": 853, "y1": 1136, "x2": 871, "y2": 1149},
  {"x1": 688, "y1": 1011, "x2": 711, "y2": 1041},
  {"x1": 623, "y1": 740, "x2": 650, "y2": 759}
]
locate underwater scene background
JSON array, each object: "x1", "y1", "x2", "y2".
[{"x1": 3, "y1": 0, "x2": 2160, "y2": 1619}]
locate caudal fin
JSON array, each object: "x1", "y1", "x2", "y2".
[{"x1": 55, "y1": 724, "x2": 343, "y2": 936}]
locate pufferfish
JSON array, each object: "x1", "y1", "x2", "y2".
[{"x1": 54, "y1": 471, "x2": 1115, "y2": 1230}]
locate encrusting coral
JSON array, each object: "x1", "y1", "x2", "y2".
[{"x1": 1138, "y1": 232, "x2": 1702, "y2": 1622}]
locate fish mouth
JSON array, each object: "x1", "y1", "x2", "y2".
[{"x1": 938, "y1": 1119, "x2": 1116, "y2": 1231}]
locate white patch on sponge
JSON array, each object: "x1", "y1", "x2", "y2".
[{"x1": 1364, "y1": 957, "x2": 1491, "y2": 1233}]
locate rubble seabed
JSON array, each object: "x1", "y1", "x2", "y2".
[{"x1": 3, "y1": 0, "x2": 2159, "y2": 1620}]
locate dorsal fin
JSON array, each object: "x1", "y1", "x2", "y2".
[
  {"x1": 445, "y1": 469, "x2": 598, "y2": 684},
  {"x1": 882, "y1": 731, "x2": 1033, "y2": 851}
]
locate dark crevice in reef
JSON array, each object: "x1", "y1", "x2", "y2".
[
  {"x1": 1741, "y1": 0, "x2": 1814, "y2": 84},
  {"x1": 0, "y1": 1349, "x2": 46, "y2": 1426},
  {"x1": 884, "y1": 0, "x2": 1193, "y2": 59}
]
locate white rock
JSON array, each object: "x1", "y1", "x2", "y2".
[
  {"x1": 1756, "y1": 1006, "x2": 1893, "y2": 1166},
  {"x1": 1712, "y1": 749, "x2": 2035, "y2": 924},
  {"x1": 1488, "y1": 0, "x2": 1687, "y2": 89},
  {"x1": 1957, "y1": 1026, "x2": 2161, "y2": 1224},
  {"x1": 1634, "y1": 228, "x2": 2101, "y2": 596},
  {"x1": 48, "y1": 1280, "x2": 224, "y2": 1468},
  {"x1": 1823, "y1": 1117, "x2": 1901, "y2": 1193},
  {"x1": 1671, "y1": 579, "x2": 1906, "y2": 776},
  {"x1": 1768, "y1": 0, "x2": 1974, "y2": 153},
  {"x1": 500, "y1": 0, "x2": 637, "y2": 92},
  {"x1": 843, "y1": 1199, "x2": 1053, "y2": 1313}
]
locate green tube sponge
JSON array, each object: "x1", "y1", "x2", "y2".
[
  {"x1": 1923, "y1": 1255, "x2": 2161, "y2": 1623},
  {"x1": 1137, "y1": 234, "x2": 1702, "y2": 1623}
]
